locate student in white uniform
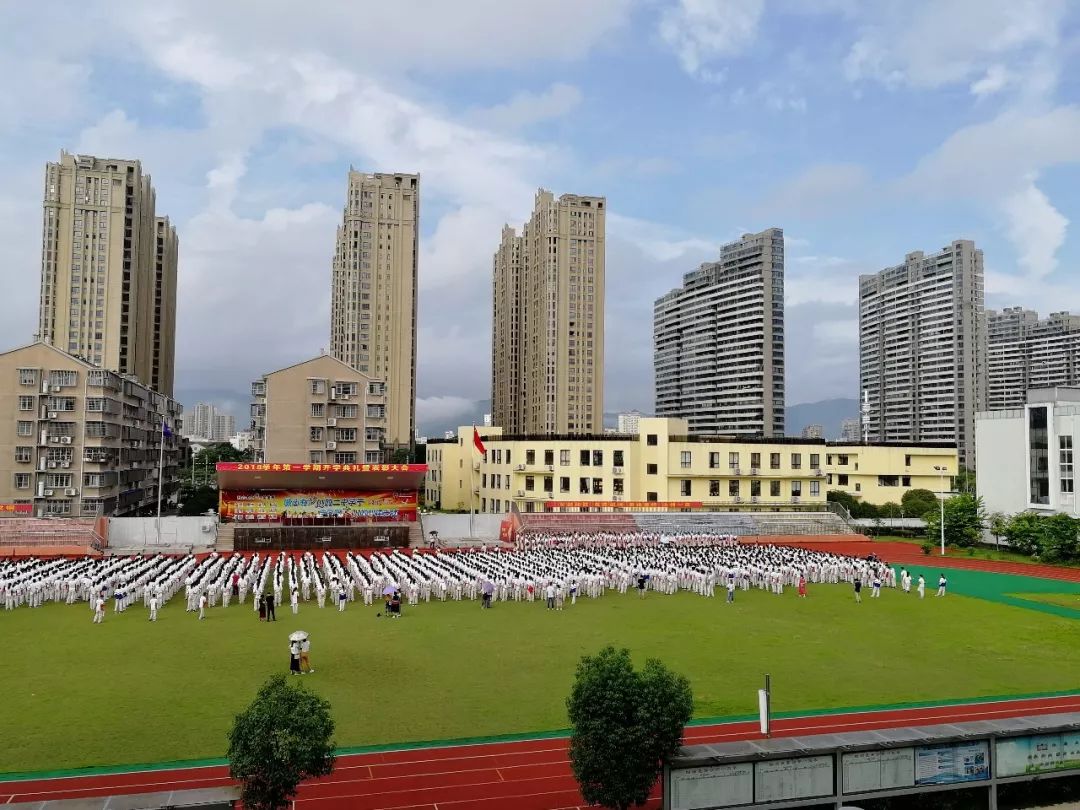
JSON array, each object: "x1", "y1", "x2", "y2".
[
  {"x1": 936, "y1": 574, "x2": 947, "y2": 597},
  {"x1": 198, "y1": 592, "x2": 207, "y2": 620},
  {"x1": 94, "y1": 595, "x2": 105, "y2": 623},
  {"x1": 917, "y1": 575, "x2": 926, "y2": 599},
  {"x1": 149, "y1": 594, "x2": 158, "y2": 622},
  {"x1": 290, "y1": 589, "x2": 299, "y2": 615},
  {"x1": 871, "y1": 575, "x2": 882, "y2": 598}
]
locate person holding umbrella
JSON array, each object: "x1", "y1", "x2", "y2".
[
  {"x1": 481, "y1": 579, "x2": 494, "y2": 609},
  {"x1": 288, "y1": 635, "x2": 302, "y2": 675}
]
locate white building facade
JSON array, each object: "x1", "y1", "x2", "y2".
[{"x1": 976, "y1": 388, "x2": 1080, "y2": 517}]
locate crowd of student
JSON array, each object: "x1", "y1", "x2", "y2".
[{"x1": 0, "y1": 530, "x2": 943, "y2": 619}]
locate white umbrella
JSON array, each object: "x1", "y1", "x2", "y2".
[{"x1": 289, "y1": 630, "x2": 309, "y2": 642}]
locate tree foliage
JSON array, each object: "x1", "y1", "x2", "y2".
[
  {"x1": 826, "y1": 490, "x2": 859, "y2": 514},
  {"x1": 178, "y1": 485, "x2": 219, "y2": 516},
  {"x1": 567, "y1": 646, "x2": 693, "y2": 810},
  {"x1": 1002, "y1": 512, "x2": 1080, "y2": 562},
  {"x1": 901, "y1": 488, "x2": 940, "y2": 518},
  {"x1": 924, "y1": 493, "x2": 984, "y2": 548},
  {"x1": 228, "y1": 674, "x2": 336, "y2": 810}
]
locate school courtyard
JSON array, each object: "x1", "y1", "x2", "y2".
[{"x1": 2, "y1": 559, "x2": 1079, "y2": 776}]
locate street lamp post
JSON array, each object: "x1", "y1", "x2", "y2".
[{"x1": 934, "y1": 465, "x2": 947, "y2": 556}]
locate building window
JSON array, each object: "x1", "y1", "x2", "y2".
[
  {"x1": 878, "y1": 476, "x2": 899, "y2": 487},
  {"x1": 791, "y1": 453, "x2": 801, "y2": 469},
  {"x1": 560, "y1": 450, "x2": 571, "y2": 466},
  {"x1": 310, "y1": 379, "x2": 325, "y2": 395},
  {"x1": 647, "y1": 491, "x2": 658, "y2": 502},
  {"x1": 728, "y1": 479, "x2": 739, "y2": 497},
  {"x1": 613, "y1": 478, "x2": 624, "y2": 494},
  {"x1": 13, "y1": 473, "x2": 30, "y2": 489},
  {"x1": 751, "y1": 480, "x2": 761, "y2": 497},
  {"x1": 709, "y1": 452, "x2": 720, "y2": 469},
  {"x1": 1030, "y1": 406, "x2": 1050, "y2": 505},
  {"x1": 680, "y1": 480, "x2": 691, "y2": 497},
  {"x1": 545, "y1": 449, "x2": 555, "y2": 466},
  {"x1": 809, "y1": 453, "x2": 820, "y2": 469},
  {"x1": 310, "y1": 427, "x2": 323, "y2": 442},
  {"x1": 337, "y1": 428, "x2": 357, "y2": 442},
  {"x1": 728, "y1": 452, "x2": 739, "y2": 470},
  {"x1": 335, "y1": 452, "x2": 357, "y2": 464},
  {"x1": 526, "y1": 449, "x2": 536, "y2": 465},
  {"x1": 16, "y1": 421, "x2": 33, "y2": 437},
  {"x1": 543, "y1": 475, "x2": 553, "y2": 492},
  {"x1": 579, "y1": 478, "x2": 590, "y2": 494},
  {"x1": 14, "y1": 447, "x2": 32, "y2": 463},
  {"x1": 905, "y1": 454, "x2": 912, "y2": 466},
  {"x1": 525, "y1": 476, "x2": 535, "y2": 491},
  {"x1": 792, "y1": 481, "x2": 802, "y2": 497},
  {"x1": 646, "y1": 434, "x2": 658, "y2": 446},
  {"x1": 709, "y1": 480, "x2": 720, "y2": 496},
  {"x1": 560, "y1": 476, "x2": 570, "y2": 493},
  {"x1": 48, "y1": 370, "x2": 77, "y2": 388},
  {"x1": 770, "y1": 453, "x2": 780, "y2": 470},
  {"x1": 592, "y1": 478, "x2": 603, "y2": 495},
  {"x1": 837, "y1": 454, "x2": 849, "y2": 466},
  {"x1": 770, "y1": 480, "x2": 781, "y2": 497},
  {"x1": 580, "y1": 449, "x2": 590, "y2": 466},
  {"x1": 680, "y1": 451, "x2": 691, "y2": 468},
  {"x1": 837, "y1": 474, "x2": 849, "y2": 486},
  {"x1": 18, "y1": 368, "x2": 37, "y2": 386},
  {"x1": 751, "y1": 452, "x2": 761, "y2": 470},
  {"x1": 1060, "y1": 435, "x2": 1074, "y2": 494},
  {"x1": 613, "y1": 450, "x2": 624, "y2": 467},
  {"x1": 647, "y1": 463, "x2": 658, "y2": 475},
  {"x1": 592, "y1": 449, "x2": 603, "y2": 466},
  {"x1": 310, "y1": 403, "x2": 325, "y2": 418},
  {"x1": 810, "y1": 481, "x2": 820, "y2": 497},
  {"x1": 18, "y1": 396, "x2": 34, "y2": 411},
  {"x1": 902, "y1": 476, "x2": 911, "y2": 487}
]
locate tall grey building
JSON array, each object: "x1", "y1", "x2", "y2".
[
  {"x1": 329, "y1": 170, "x2": 418, "y2": 449},
  {"x1": 858, "y1": 239, "x2": 986, "y2": 468},
  {"x1": 654, "y1": 227, "x2": 785, "y2": 437},
  {"x1": 988, "y1": 307, "x2": 1080, "y2": 410}
]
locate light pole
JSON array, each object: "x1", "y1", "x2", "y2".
[{"x1": 934, "y1": 465, "x2": 947, "y2": 556}]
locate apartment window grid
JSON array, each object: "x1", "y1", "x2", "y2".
[
  {"x1": 728, "y1": 452, "x2": 739, "y2": 470},
  {"x1": 13, "y1": 473, "x2": 31, "y2": 489},
  {"x1": 18, "y1": 395, "x2": 34, "y2": 411},
  {"x1": 1061, "y1": 435, "x2": 1074, "y2": 494},
  {"x1": 14, "y1": 447, "x2": 32, "y2": 463},
  {"x1": 680, "y1": 451, "x2": 692, "y2": 469},
  {"x1": 18, "y1": 368, "x2": 37, "y2": 386},
  {"x1": 17, "y1": 421, "x2": 33, "y2": 437}
]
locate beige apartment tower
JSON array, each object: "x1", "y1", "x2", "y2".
[
  {"x1": 492, "y1": 189, "x2": 606, "y2": 436},
  {"x1": 330, "y1": 171, "x2": 418, "y2": 450},
  {"x1": 39, "y1": 151, "x2": 178, "y2": 395},
  {"x1": 0, "y1": 342, "x2": 184, "y2": 517},
  {"x1": 250, "y1": 355, "x2": 388, "y2": 465}
]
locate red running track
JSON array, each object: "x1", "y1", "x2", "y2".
[{"x1": 3, "y1": 694, "x2": 1079, "y2": 809}]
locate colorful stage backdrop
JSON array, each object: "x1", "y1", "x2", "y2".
[{"x1": 219, "y1": 490, "x2": 418, "y2": 521}]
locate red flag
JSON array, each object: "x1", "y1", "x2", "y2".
[{"x1": 473, "y1": 427, "x2": 486, "y2": 455}]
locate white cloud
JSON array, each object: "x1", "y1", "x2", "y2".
[
  {"x1": 812, "y1": 319, "x2": 857, "y2": 345},
  {"x1": 472, "y1": 84, "x2": 584, "y2": 131},
  {"x1": 999, "y1": 177, "x2": 1068, "y2": 278},
  {"x1": 659, "y1": 0, "x2": 764, "y2": 79},
  {"x1": 760, "y1": 163, "x2": 870, "y2": 219},
  {"x1": 970, "y1": 64, "x2": 1011, "y2": 97},
  {"x1": 842, "y1": 0, "x2": 1067, "y2": 91}
]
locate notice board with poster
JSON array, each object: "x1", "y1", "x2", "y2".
[
  {"x1": 997, "y1": 732, "x2": 1080, "y2": 777},
  {"x1": 754, "y1": 755, "x2": 834, "y2": 802},
  {"x1": 914, "y1": 740, "x2": 990, "y2": 786},
  {"x1": 842, "y1": 748, "x2": 916, "y2": 793},
  {"x1": 669, "y1": 763, "x2": 753, "y2": 810}
]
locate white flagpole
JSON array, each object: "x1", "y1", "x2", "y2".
[
  {"x1": 470, "y1": 426, "x2": 476, "y2": 540},
  {"x1": 156, "y1": 415, "x2": 167, "y2": 546}
]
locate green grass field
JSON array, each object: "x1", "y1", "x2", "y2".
[
  {"x1": 3, "y1": 573, "x2": 1080, "y2": 775},
  {"x1": 1009, "y1": 592, "x2": 1080, "y2": 609}
]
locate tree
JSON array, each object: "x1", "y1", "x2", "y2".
[
  {"x1": 924, "y1": 493, "x2": 984, "y2": 548},
  {"x1": 188, "y1": 443, "x2": 254, "y2": 488},
  {"x1": 1003, "y1": 512, "x2": 1043, "y2": 557},
  {"x1": 987, "y1": 512, "x2": 1009, "y2": 551},
  {"x1": 567, "y1": 646, "x2": 693, "y2": 810},
  {"x1": 178, "y1": 485, "x2": 219, "y2": 516},
  {"x1": 228, "y1": 674, "x2": 336, "y2": 810},
  {"x1": 826, "y1": 490, "x2": 859, "y2": 515},
  {"x1": 1038, "y1": 513, "x2": 1080, "y2": 563},
  {"x1": 852, "y1": 501, "x2": 880, "y2": 519},
  {"x1": 901, "y1": 488, "x2": 939, "y2": 518},
  {"x1": 878, "y1": 502, "x2": 903, "y2": 519},
  {"x1": 954, "y1": 466, "x2": 976, "y2": 495},
  {"x1": 389, "y1": 448, "x2": 411, "y2": 464}
]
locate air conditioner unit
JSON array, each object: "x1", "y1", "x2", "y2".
[
  {"x1": 340, "y1": 393, "x2": 351, "y2": 401},
  {"x1": 612, "y1": 494, "x2": 623, "y2": 501},
  {"x1": 751, "y1": 496, "x2": 760, "y2": 503},
  {"x1": 51, "y1": 436, "x2": 62, "y2": 443},
  {"x1": 750, "y1": 468, "x2": 760, "y2": 476},
  {"x1": 61, "y1": 437, "x2": 72, "y2": 444},
  {"x1": 326, "y1": 441, "x2": 337, "y2": 450},
  {"x1": 47, "y1": 411, "x2": 58, "y2": 419},
  {"x1": 792, "y1": 496, "x2": 800, "y2": 503},
  {"x1": 514, "y1": 464, "x2": 525, "y2": 471},
  {"x1": 48, "y1": 461, "x2": 58, "y2": 469},
  {"x1": 612, "y1": 466, "x2": 623, "y2": 474},
  {"x1": 547, "y1": 464, "x2": 555, "y2": 472},
  {"x1": 65, "y1": 488, "x2": 78, "y2": 497},
  {"x1": 326, "y1": 418, "x2": 337, "y2": 427},
  {"x1": 516, "y1": 490, "x2": 525, "y2": 497},
  {"x1": 733, "y1": 468, "x2": 742, "y2": 476},
  {"x1": 734, "y1": 496, "x2": 743, "y2": 503},
  {"x1": 44, "y1": 489, "x2": 55, "y2": 497},
  {"x1": 61, "y1": 461, "x2": 71, "y2": 468},
  {"x1": 814, "y1": 469, "x2": 823, "y2": 477},
  {"x1": 51, "y1": 385, "x2": 61, "y2": 393}
]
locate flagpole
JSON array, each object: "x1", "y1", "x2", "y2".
[
  {"x1": 156, "y1": 415, "x2": 167, "y2": 546},
  {"x1": 470, "y1": 426, "x2": 475, "y2": 540}
]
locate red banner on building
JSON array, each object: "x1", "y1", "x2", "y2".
[
  {"x1": 0, "y1": 503, "x2": 33, "y2": 515},
  {"x1": 216, "y1": 462, "x2": 427, "y2": 473},
  {"x1": 219, "y1": 490, "x2": 418, "y2": 521}
]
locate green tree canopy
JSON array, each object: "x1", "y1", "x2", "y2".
[
  {"x1": 567, "y1": 646, "x2": 693, "y2": 810},
  {"x1": 878, "y1": 502, "x2": 903, "y2": 518},
  {"x1": 1003, "y1": 512, "x2": 1043, "y2": 556},
  {"x1": 228, "y1": 674, "x2": 336, "y2": 810},
  {"x1": 826, "y1": 490, "x2": 859, "y2": 514},
  {"x1": 901, "y1": 488, "x2": 940, "y2": 518},
  {"x1": 924, "y1": 493, "x2": 985, "y2": 548},
  {"x1": 178, "y1": 485, "x2": 219, "y2": 516}
]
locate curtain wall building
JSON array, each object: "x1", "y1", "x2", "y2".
[
  {"x1": 653, "y1": 228, "x2": 785, "y2": 438},
  {"x1": 858, "y1": 239, "x2": 986, "y2": 468},
  {"x1": 987, "y1": 307, "x2": 1080, "y2": 411},
  {"x1": 329, "y1": 171, "x2": 418, "y2": 449},
  {"x1": 491, "y1": 188, "x2": 606, "y2": 435}
]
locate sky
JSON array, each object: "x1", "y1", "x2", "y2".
[{"x1": 2, "y1": 0, "x2": 1080, "y2": 436}]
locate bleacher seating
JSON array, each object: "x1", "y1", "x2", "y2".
[
  {"x1": 519, "y1": 510, "x2": 857, "y2": 538},
  {"x1": 0, "y1": 517, "x2": 104, "y2": 555},
  {"x1": 519, "y1": 512, "x2": 640, "y2": 535}
]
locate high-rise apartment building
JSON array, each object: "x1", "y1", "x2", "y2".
[
  {"x1": 654, "y1": 228, "x2": 785, "y2": 437},
  {"x1": 858, "y1": 239, "x2": 986, "y2": 468},
  {"x1": 250, "y1": 355, "x2": 387, "y2": 464},
  {"x1": 491, "y1": 188, "x2": 606, "y2": 435},
  {"x1": 211, "y1": 413, "x2": 236, "y2": 442},
  {"x1": 39, "y1": 151, "x2": 177, "y2": 394},
  {"x1": 987, "y1": 308, "x2": 1080, "y2": 411},
  {"x1": 617, "y1": 410, "x2": 643, "y2": 435},
  {"x1": 329, "y1": 170, "x2": 418, "y2": 450},
  {"x1": 182, "y1": 402, "x2": 236, "y2": 443},
  {"x1": 839, "y1": 417, "x2": 861, "y2": 442},
  {"x1": 800, "y1": 424, "x2": 824, "y2": 439}
]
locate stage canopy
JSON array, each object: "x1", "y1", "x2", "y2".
[{"x1": 216, "y1": 462, "x2": 428, "y2": 491}]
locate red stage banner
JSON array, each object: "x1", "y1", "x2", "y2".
[
  {"x1": 0, "y1": 503, "x2": 33, "y2": 514},
  {"x1": 219, "y1": 489, "x2": 418, "y2": 521},
  {"x1": 216, "y1": 462, "x2": 427, "y2": 473}
]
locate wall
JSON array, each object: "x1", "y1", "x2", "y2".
[
  {"x1": 107, "y1": 515, "x2": 218, "y2": 549},
  {"x1": 420, "y1": 513, "x2": 505, "y2": 540}
]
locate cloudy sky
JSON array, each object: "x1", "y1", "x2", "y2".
[{"x1": 3, "y1": 1, "x2": 1080, "y2": 435}]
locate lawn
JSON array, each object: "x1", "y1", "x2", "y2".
[
  {"x1": 872, "y1": 535, "x2": 1080, "y2": 568},
  {"x1": 3, "y1": 579, "x2": 1080, "y2": 775},
  {"x1": 1009, "y1": 592, "x2": 1080, "y2": 610}
]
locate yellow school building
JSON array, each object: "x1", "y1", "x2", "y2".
[{"x1": 424, "y1": 418, "x2": 955, "y2": 514}]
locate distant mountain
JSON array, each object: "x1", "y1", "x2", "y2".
[{"x1": 786, "y1": 398, "x2": 859, "y2": 440}]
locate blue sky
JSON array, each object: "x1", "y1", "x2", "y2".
[{"x1": 2, "y1": 0, "x2": 1079, "y2": 435}]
